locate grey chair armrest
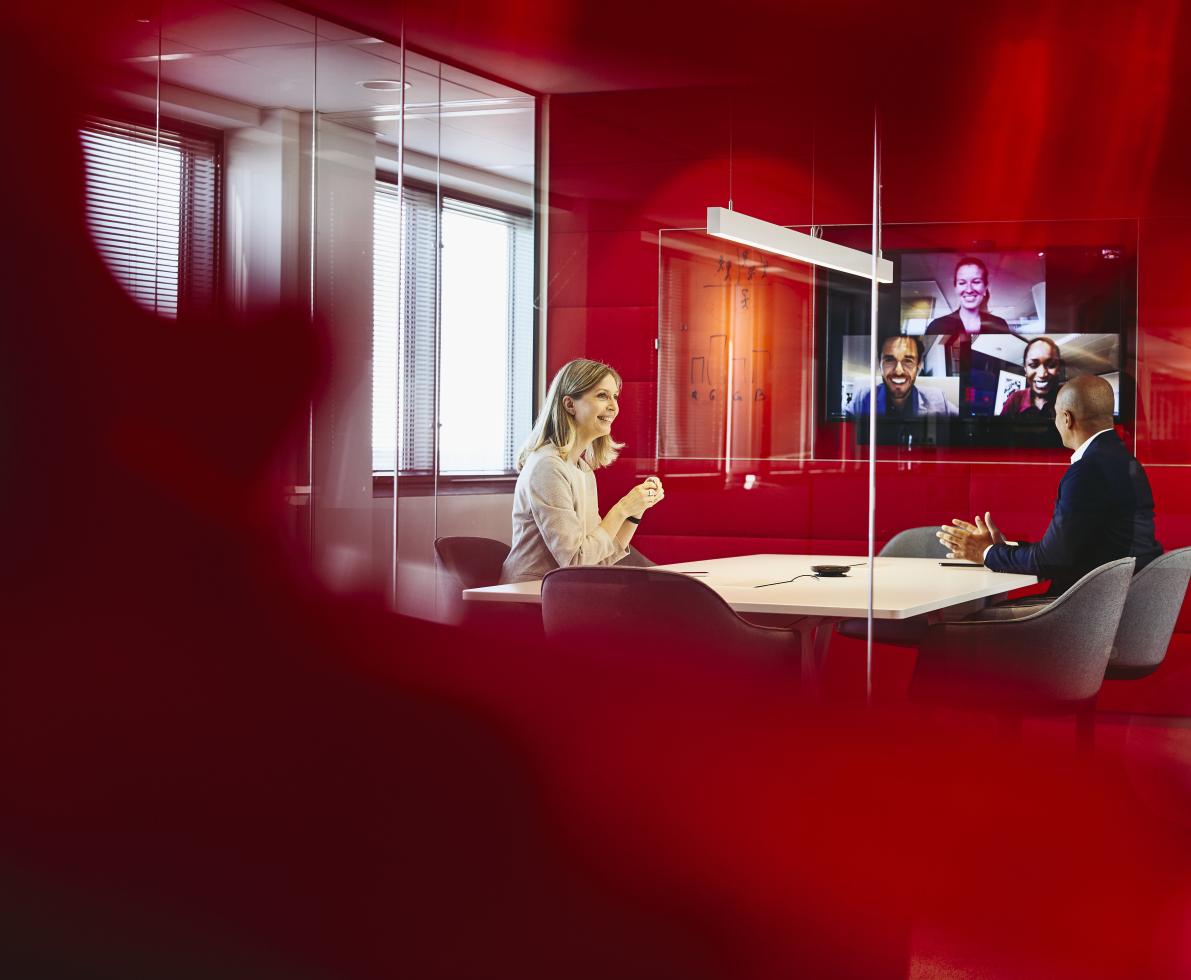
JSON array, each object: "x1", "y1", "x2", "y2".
[{"x1": 960, "y1": 596, "x2": 1052, "y2": 623}]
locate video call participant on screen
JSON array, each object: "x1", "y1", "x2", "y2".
[
  {"x1": 925, "y1": 257, "x2": 1012, "y2": 337},
  {"x1": 500, "y1": 358, "x2": 665, "y2": 584},
  {"x1": 938, "y1": 375, "x2": 1161, "y2": 597},
  {"x1": 846, "y1": 335, "x2": 958, "y2": 419},
  {"x1": 999, "y1": 336, "x2": 1063, "y2": 417}
]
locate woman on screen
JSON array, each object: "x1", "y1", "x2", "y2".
[
  {"x1": 925, "y1": 257, "x2": 1011, "y2": 337},
  {"x1": 999, "y1": 337, "x2": 1063, "y2": 417},
  {"x1": 500, "y1": 358, "x2": 665, "y2": 584}
]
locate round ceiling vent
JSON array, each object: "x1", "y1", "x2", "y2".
[{"x1": 358, "y1": 79, "x2": 410, "y2": 91}]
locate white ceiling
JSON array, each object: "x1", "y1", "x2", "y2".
[{"x1": 118, "y1": 0, "x2": 535, "y2": 185}]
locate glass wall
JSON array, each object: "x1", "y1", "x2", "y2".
[
  {"x1": 377, "y1": 50, "x2": 537, "y2": 619},
  {"x1": 583, "y1": 86, "x2": 884, "y2": 698},
  {"x1": 91, "y1": 1, "x2": 537, "y2": 619},
  {"x1": 657, "y1": 231, "x2": 815, "y2": 465}
]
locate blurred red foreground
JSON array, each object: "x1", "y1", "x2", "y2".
[{"x1": 3, "y1": 6, "x2": 1191, "y2": 978}]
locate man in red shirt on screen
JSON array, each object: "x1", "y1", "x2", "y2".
[{"x1": 999, "y1": 336, "x2": 1063, "y2": 418}]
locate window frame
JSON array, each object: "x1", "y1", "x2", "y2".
[{"x1": 371, "y1": 173, "x2": 535, "y2": 496}]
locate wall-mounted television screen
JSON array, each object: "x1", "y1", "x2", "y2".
[{"x1": 817, "y1": 243, "x2": 1136, "y2": 448}]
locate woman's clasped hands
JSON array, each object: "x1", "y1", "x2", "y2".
[{"x1": 620, "y1": 475, "x2": 665, "y2": 518}]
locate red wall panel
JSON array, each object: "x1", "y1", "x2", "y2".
[{"x1": 547, "y1": 306, "x2": 657, "y2": 381}]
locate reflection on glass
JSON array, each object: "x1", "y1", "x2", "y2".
[
  {"x1": 658, "y1": 229, "x2": 815, "y2": 462},
  {"x1": 817, "y1": 221, "x2": 1137, "y2": 455},
  {"x1": 95, "y1": 0, "x2": 538, "y2": 609},
  {"x1": 81, "y1": 124, "x2": 184, "y2": 317},
  {"x1": 369, "y1": 59, "x2": 537, "y2": 484}
]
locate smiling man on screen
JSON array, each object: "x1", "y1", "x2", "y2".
[
  {"x1": 846, "y1": 335, "x2": 958, "y2": 419},
  {"x1": 938, "y1": 375, "x2": 1162, "y2": 597}
]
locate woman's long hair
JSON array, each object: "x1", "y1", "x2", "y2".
[{"x1": 516, "y1": 359, "x2": 624, "y2": 471}]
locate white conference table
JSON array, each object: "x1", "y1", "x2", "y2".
[{"x1": 464, "y1": 554, "x2": 1038, "y2": 677}]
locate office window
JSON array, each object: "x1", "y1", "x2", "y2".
[
  {"x1": 372, "y1": 181, "x2": 533, "y2": 476},
  {"x1": 80, "y1": 117, "x2": 220, "y2": 318}
]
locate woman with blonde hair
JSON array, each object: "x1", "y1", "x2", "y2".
[
  {"x1": 500, "y1": 358, "x2": 665, "y2": 584},
  {"x1": 925, "y1": 257, "x2": 1011, "y2": 337}
]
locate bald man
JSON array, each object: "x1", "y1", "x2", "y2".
[{"x1": 939, "y1": 376, "x2": 1162, "y2": 596}]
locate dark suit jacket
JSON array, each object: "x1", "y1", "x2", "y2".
[
  {"x1": 985, "y1": 430, "x2": 1162, "y2": 596},
  {"x1": 925, "y1": 310, "x2": 1011, "y2": 335}
]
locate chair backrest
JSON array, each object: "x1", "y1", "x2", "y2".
[
  {"x1": 880, "y1": 526, "x2": 946, "y2": 559},
  {"x1": 1110, "y1": 546, "x2": 1191, "y2": 673},
  {"x1": 433, "y1": 536, "x2": 510, "y2": 591},
  {"x1": 616, "y1": 544, "x2": 656, "y2": 567},
  {"x1": 914, "y1": 557, "x2": 1136, "y2": 705},
  {"x1": 540, "y1": 566, "x2": 800, "y2": 665}
]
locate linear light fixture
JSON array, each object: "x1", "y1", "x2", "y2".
[{"x1": 706, "y1": 206, "x2": 893, "y2": 283}]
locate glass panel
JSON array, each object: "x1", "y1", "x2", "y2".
[
  {"x1": 306, "y1": 14, "x2": 397, "y2": 595},
  {"x1": 532, "y1": 82, "x2": 878, "y2": 696},
  {"x1": 91, "y1": 1, "x2": 319, "y2": 555},
  {"x1": 166, "y1": 0, "x2": 319, "y2": 561},
  {"x1": 84, "y1": 13, "x2": 177, "y2": 316},
  {"x1": 80, "y1": 121, "x2": 184, "y2": 317},
  {"x1": 657, "y1": 232, "x2": 815, "y2": 465},
  {"x1": 387, "y1": 50, "x2": 536, "y2": 620},
  {"x1": 387, "y1": 53, "x2": 443, "y2": 616},
  {"x1": 816, "y1": 219, "x2": 1137, "y2": 466},
  {"x1": 819, "y1": 217, "x2": 1141, "y2": 700}
]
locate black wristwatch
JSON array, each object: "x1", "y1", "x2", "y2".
[{"x1": 625, "y1": 515, "x2": 641, "y2": 524}]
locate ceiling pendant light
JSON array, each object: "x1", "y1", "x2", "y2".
[{"x1": 706, "y1": 206, "x2": 893, "y2": 283}]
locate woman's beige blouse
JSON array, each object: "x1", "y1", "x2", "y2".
[{"x1": 499, "y1": 445, "x2": 627, "y2": 584}]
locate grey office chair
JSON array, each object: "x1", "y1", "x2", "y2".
[
  {"x1": 433, "y1": 536, "x2": 511, "y2": 625},
  {"x1": 877, "y1": 526, "x2": 949, "y2": 559},
  {"x1": 540, "y1": 566, "x2": 802, "y2": 669},
  {"x1": 1105, "y1": 547, "x2": 1191, "y2": 680},
  {"x1": 910, "y1": 557, "x2": 1135, "y2": 749},
  {"x1": 835, "y1": 526, "x2": 946, "y2": 645}
]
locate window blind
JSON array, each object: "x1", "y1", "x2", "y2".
[
  {"x1": 80, "y1": 117, "x2": 220, "y2": 318},
  {"x1": 373, "y1": 183, "x2": 440, "y2": 473}
]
